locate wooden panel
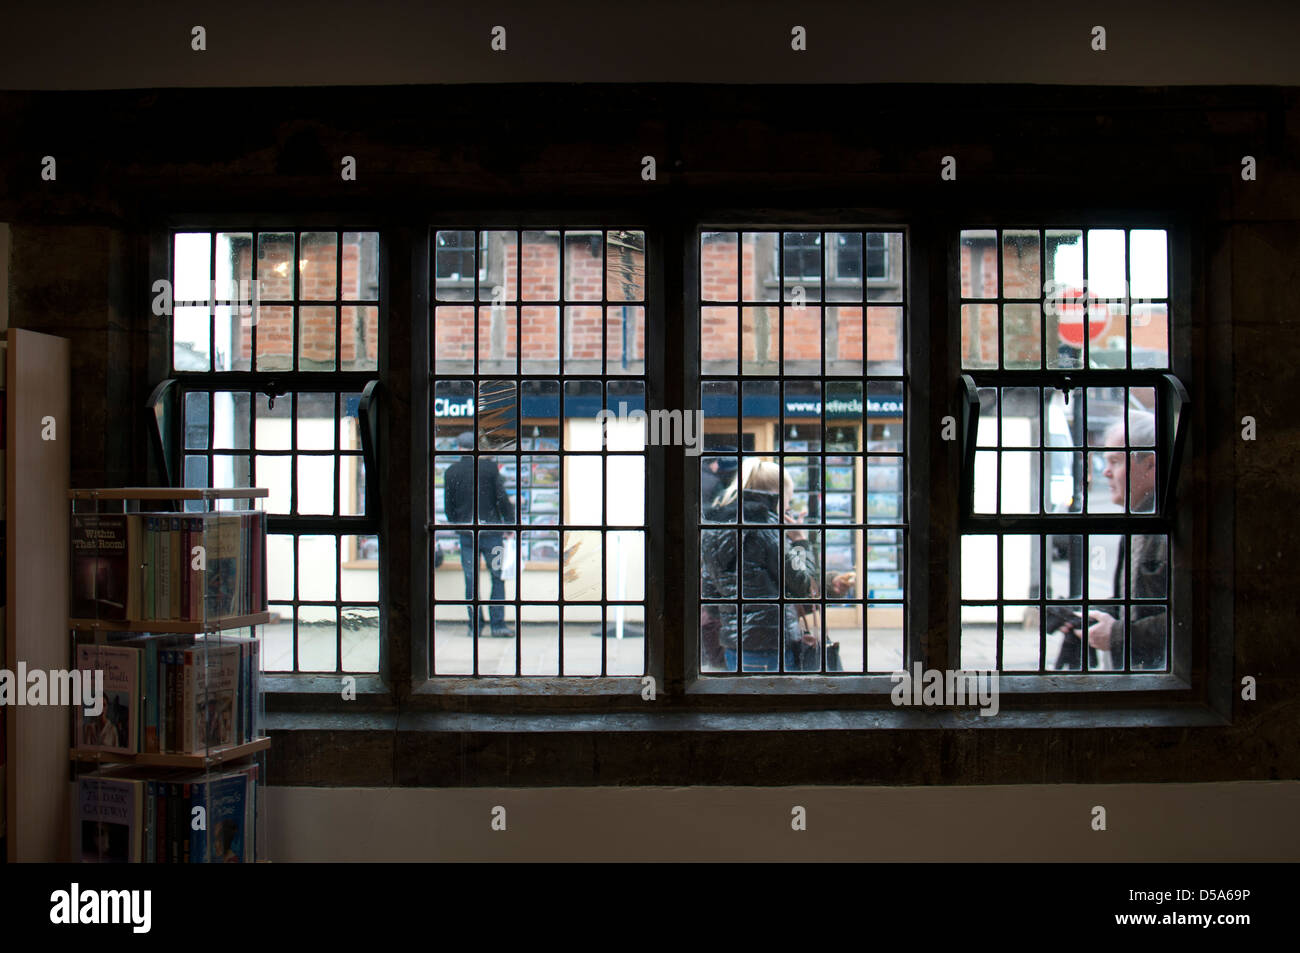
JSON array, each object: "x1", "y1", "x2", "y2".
[{"x1": 5, "y1": 329, "x2": 70, "y2": 861}]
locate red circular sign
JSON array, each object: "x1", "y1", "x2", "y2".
[{"x1": 1054, "y1": 287, "x2": 1109, "y2": 348}]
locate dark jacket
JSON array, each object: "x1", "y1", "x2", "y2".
[
  {"x1": 1107, "y1": 532, "x2": 1168, "y2": 670},
  {"x1": 700, "y1": 489, "x2": 817, "y2": 656},
  {"x1": 444, "y1": 455, "x2": 515, "y2": 525}
]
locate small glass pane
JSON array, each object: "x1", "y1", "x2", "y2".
[
  {"x1": 562, "y1": 605, "x2": 601, "y2": 676},
  {"x1": 742, "y1": 306, "x2": 779, "y2": 375},
  {"x1": 296, "y1": 605, "x2": 337, "y2": 673},
  {"x1": 267, "y1": 533, "x2": 294, "y2": 603},
  {"x1": 300, "y1": 232, "x2": 337, "y2": 300},
  {"x1": 1001, "y1": 534, "x2": 1039, "y2": 601},
  {"x1": 1130, "y1": 534, "x2": 1169, "y2": 599},
  {"x1": 297, "y1": 455, "x2": 335, "y2": 516},
  {"x1": 342, "y1": 232, "x2": 379, "y2": 301},
  {"x1": 1045, "y1": 535, "x2": 1083, "y2": 600},
  {"x1": 564, "y1": 305, "x2": 604, "y2": 374},
  {"x1": 521, "y1": 230, "x2": 560, "y2": 301},
  {"x1": 184, "y1": 392, "x2": 210, "y2": 449},
  {"x1": 1089, "y1": 534, "x2": 1123, "y2": 599},
  {"x1": 701, "y1": 231, "x2": 739, "y2": 301},
  {"x1": 479, "y1": 231, "x2": 517, "y2": 302},
  {"x1": 478, "y1": 304, "x2": 517, "y2": 375},
  {"x1": 257, "y1": 233, "x2": 295, "y2": 300},
  {"x1": 1131, "y1": 303, "x2": 1168, "y2": 369},
  {"x1": 1002, "y1": 606, "x2": 1042, "y2": 671},
  {"x1": 340, "y1": 606, "x2": 380, "y2": 673},
  {"x1": 1002, "y1": 304, "x2": 1041, "y2": 369},
  {"x1": 1129, "y1": 229, "x2": 1168, "y2": 299},
  {"x1": 606, "y1": 230, "x2": 645, "y2": 302},
  {"x1": 298, "y1": 535, "x2": 337, "y2": 601},
  {"x1": 174, "y1": 233, "x2": 212, "y2": 302},
  {"x1": 340, "y1": 536, "x2": 379, "y2": 598},
  {"x1": 564, "y1": 231, "x2": 603, "y2": 301},
  {"x1": 1128, "y1": 605, "x2": 1168, "y2": 670},
  {"x1": 255, "y1": 454, "x2": 291, "y2": 515},
  {"x1": 960, "y1": 229, "x2": 997, "y2": 299},
  {"x1": 254, "y1": 305, "x2": 293, "y2": 371},
  {"x1": 434, "y1": 231, "x2": 476, "y2": 301},
  {"x1": 1129, "y1": 451, "x2": 1157, "y2": 513},
  {"x1": 962, "y1": 535, "x2": 997, "y2": 600},
  {"x1": 1001, "y1": 230, "x2": 1040, "y2": 299},
  {"x1": 783, "y1": 305, "x2": 821, "y2": 375},
  {"x1": 606, "y1": 305, "x2": 645, "y2": 374},
  {"x1": 1000, "y1": 451, "x2": 1038, "y2": 514},
  {"x1": 340, "y1": 306, "x2": 378, "y2": 371},
  {"x1": 174, "y1": 306, "x2": 211, "y2": 372},
  {"x1": 826, "y1": 306, "x2": 863, "y2": 375},
  {"x1": 961, "y1": 304, "x2": 998, "y2": 369},
  {"x1": 742, "y1": 232, "x2": 779, "y2": 302},
  {"x1": 701, "y1": 604, "x2": 737, "y2": 672},
  {"x1": 477, "y1": 380, "x2": 517, "y2": 450},
  {"x1": 1001, "y1": 387, "x2": 1041, "y2": 447},
  {"x1": 434, "y1": 305, "x2": 475, "y2": 374},
  {"x1": 605, "y1": 530, "x2": 644, "y2": 603},
  {"x1": 563, "y1": 531, "x2": 602, "y2": 601},
  {"x1": 867, "y1": 307, "x2": 904, "y2": 375},
  {"x1": 517, "y1": 605, "x2": 557, "y2": 676},
  {"x1": 960, "y1": 604, "x2": 997, "y2": 670},
  {"x1": 297, "y1": 304, "x2": 335, "y2": 369},
  {"x1": 701, "y1": 306, "x2": 738, "y2": 374},
  {"x1": 296, "y1": 393, "x2": 335, "y2": 450},
  {"x1": 520, "y1": 306, "x2": 560, "y2": 374}
]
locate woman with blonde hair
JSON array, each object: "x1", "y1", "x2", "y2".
[{"x1": 700, "y1": 458, "x2": 819, "y2": 671}]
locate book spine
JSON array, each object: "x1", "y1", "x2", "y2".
[
  {"x1": 145, "y1": 781, "x2": 156, "y2": 864},
  {"x1": 181, "y1": 518, "x2": 190, "y2": 621},
  {"x1": 158, "y1": 516, "x2": 170, "y2": 621},
  {"x1": 144, "y1": 640, "x2": 158, "y2": 753},
  {"x1": 167, "y1": 782, "x2": 180, "y2": 864},
  {"x1": 182, "y1": 648, "x2": 193, "y2": 753},
  {"x1": 188, "y1": 780, "x2": 203, "y2": 863},
  {"x1": 181, "y1": 783, "x2": 191, "y2": 864},
  {"x1": 156, "y1": 781, "x2": 166, "y2": 863},
  {"x1": 171, "y1": 517, "x2": 182, "y2": 619}
]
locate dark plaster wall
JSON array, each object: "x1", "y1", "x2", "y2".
[{"x1": 0, "y1": 84, "x2": 1295, "y2": 786}]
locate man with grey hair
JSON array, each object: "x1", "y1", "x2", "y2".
[{"x1": 1056, "y1": 410, "x2": 1168, "y2": 670}]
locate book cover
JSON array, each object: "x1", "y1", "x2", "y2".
[
  {"x1": 195, "y1": 769, "x2": 251, "y2": 863},
  {"x1": 70, "y1": 514, "x2": 129, "y2": 620},
  {"x1": 204, "y1": 514, "x2": 242, "y2": 620},
  {"x1": 77, "y1": 775, "x2": 143, "y2": 863},
  {"x1": 74, "y1": 643, "x2": 139, "y2": 754},
  {"x1": 186, "y1": 641, "x2": 241, "y2": 753}
]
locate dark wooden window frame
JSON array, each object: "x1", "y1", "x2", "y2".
[{"x1": 147, "y1": 201, "x2": 1231, "y2": 733}]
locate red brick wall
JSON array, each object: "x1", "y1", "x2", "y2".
[
  {"x1": 433, "y1": 234, "x2": 645, "y2": 367},
  {"x1": 233, "y1": 236, "x2": 377, "y2": 369}
]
